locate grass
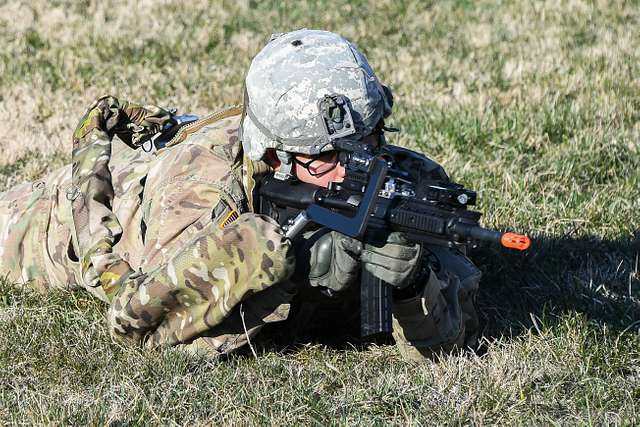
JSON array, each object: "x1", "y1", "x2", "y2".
[
  {"x1": 1, "y1": 278, "x2": 638, "y2": 425},
  {"x1": 1, "y1": 0, "x2": 639, "y2": 424}
]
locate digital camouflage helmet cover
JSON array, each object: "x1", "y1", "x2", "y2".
[{"x1": 241, "y1": 29, "x2": 393, "y2": 161}]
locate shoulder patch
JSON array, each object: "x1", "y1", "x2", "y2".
[
  {"x1": 212, "y1": 199, "x2": 239, "y2": 230},
  {"x1": 219, "y1": 210, "x2": 239, "y2": 229}
]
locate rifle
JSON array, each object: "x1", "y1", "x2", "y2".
[{"x1": 258, "y1": 139, "x2": 530, "y2": 337}]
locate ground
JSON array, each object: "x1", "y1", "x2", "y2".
[{"x1": 0, "y1": 0, "x2": 639, "y2": 424}]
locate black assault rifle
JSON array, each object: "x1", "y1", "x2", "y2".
[{"x1": 258, "y1": 139, "x2": 530, "y2": 337}]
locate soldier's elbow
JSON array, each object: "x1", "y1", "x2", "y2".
[{"x1": 106, "y1": 302, "x2": 148, "y2": 346}]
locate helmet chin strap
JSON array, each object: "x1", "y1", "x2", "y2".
[{"x1": 274, "y1": 150, "x2": 294, "y2": 181}]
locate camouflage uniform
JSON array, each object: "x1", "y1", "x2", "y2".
[
  {"x1": 2, "y1": 26, "x2": 484, "y2": 359},
  {"x1": 0, "y1": 95, "x2": 480, "y2": 358},
  {"x1": 0, "y1": 97, "x2": 296, "y2": 355}
]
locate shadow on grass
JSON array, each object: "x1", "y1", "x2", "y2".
[
  {"x1": 476, "y1": 232, "x2": 640, "y2": 339},
  {"x1": 254, "y1": 232, "x2": 640, "y2": 356}
]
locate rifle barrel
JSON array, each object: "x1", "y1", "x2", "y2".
[{"x1": 452, "y1": 223, "x2": 530, "y2": 251}]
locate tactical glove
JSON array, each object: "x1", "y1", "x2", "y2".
[
  {"x1": 361, "y1": 232, "x2": 421, "y2": 289},
  {"x1": 122, "y1": 103, "x2": 174, "y2": 147},
  {"x1": 295, "y1": 228, "x2": 362, "y2": 293}
]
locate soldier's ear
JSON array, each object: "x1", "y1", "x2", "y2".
[{"x1": 263, "y1": 149, "x2": 281, "y2": 168}]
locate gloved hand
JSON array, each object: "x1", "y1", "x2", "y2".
[
  {"x1": 361, "y1": 232, "x2": 421, "y2": 289},
  {"x1": 123, "y1": 103, "x2": 174, "y2": 146},
  {"x1": 295, "y1": 228, "x2": 362, "y2": 293}
]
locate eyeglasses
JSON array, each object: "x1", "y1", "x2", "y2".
[
  {"x1": 293, "y1": 151, "x2": 340, "y2": 176},
  {"x1": 291, "y1": 132, "x2": 385, "y2": 177}
]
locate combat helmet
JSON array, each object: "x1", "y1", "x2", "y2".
[{"x1": 241, "y1": 29, "x2": 393, "y2": 177}]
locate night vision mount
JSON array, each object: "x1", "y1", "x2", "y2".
[{"x1": 318, "y1": 94, "x2": 357, "y2": 142}]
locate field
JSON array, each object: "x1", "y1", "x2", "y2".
[{"x1": 1, "y1": 0, "x2": 639, "y2": 424}]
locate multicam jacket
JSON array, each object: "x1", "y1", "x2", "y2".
[{"x1": 0, "y1": 96, "x2": 296, "y2": 354}]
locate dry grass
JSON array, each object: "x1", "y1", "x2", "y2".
[{"x1": 0, "y1": 0, "x2": 639, "y2": 424}]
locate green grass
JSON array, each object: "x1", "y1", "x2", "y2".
[
  {"x1": 0, "y1": 0, "x2": 639, "y2": 424},
  {"x1": 1, "y1": 278, "x2": 638, "y2": 424}
]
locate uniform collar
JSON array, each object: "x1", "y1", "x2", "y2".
[{"x1": 239, "y1": 154, "x2": 272, "y2": 213}]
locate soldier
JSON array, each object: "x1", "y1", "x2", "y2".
[{"x1": 0, "y1": 29, "x2": 480, "y2": 360}]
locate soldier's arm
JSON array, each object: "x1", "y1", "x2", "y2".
[
  {"x1": 106, "y1": 213, "x2": 295, "y2": 347},
  {"x1": 71, "y1": 95, "x2": 172, "y2": 296}
]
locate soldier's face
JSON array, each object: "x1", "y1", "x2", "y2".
[{"x1": 292, "y1": 151, "x2": 346, "y2": 188}]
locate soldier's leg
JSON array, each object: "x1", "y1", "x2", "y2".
[
  {"x1": 392, "y1": 246, "x2": 481, "y2": 361},
  {"x1": 0, "y1": 180, "x2": 48, "y2": 290},
  {"x1": 0, "y1": 165, "x2": 80, "y2": 292}
]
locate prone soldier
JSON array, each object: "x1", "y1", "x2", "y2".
[{"x1": 0, "y1": 29, "x2": 483, "y2": 360}]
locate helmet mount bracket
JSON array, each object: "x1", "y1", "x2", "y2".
[
  {"x1": 318, "y1": 94, "x2": 357, "y2": 142},
  {"x1": 274, "y1": 150, "x2": 294, "y2": 181}
]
